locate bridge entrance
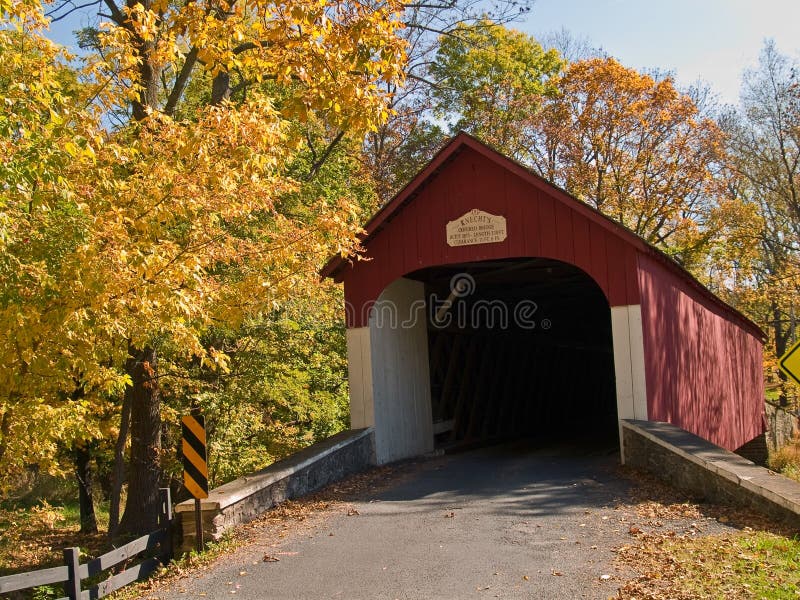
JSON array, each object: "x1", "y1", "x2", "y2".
[{"x1": 414, "y1": 258, "x2": 617, "y2": 450}]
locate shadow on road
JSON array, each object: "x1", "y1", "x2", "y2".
[{"x1": 371, "y1": 438, "x2": 629, "y2": 519}]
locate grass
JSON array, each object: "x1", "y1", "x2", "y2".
[
  {"x1": 0, "y1": 472, "x2": 121, "y2": 576},
  {"x1": 671, "y1": 531, "x2": 800, "y2": 598},
  {"x1": 0, "y1": 488, "x2": 137, "y2": 600},
  {"x1": 616, "y1": 462, "x2": 800, "y2": 598},
  {"x1": 0, "y1": 500, "x2": 107, "y2": 600},
  {"x1": 618, "y1": 530, "x2": 800, "y2": 599},
  {"x1": 769, "y1": 437, "x2": 800, "y2": 483}
]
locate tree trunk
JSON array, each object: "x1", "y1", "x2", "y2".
[
  {"x1": 108, "y1": 373, "x2": 133, "y2": 537},
  {"x1": 0, "y1": 409, "x2": 12, "y2": 465},
  {"x1": 211, "y1": 71, "x2": 231, "y2": 105},
  {"x1": 75, "y1": 446, "x2": 98, "y2": 534},
  {"x1": 127, "y1": 0, "x2": 161, "y2": 121},
  {"x1": 117, "y1": 346, "x2": 162, "y2": 536}
]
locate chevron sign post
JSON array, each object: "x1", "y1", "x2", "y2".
[{"x1": 181, "y1": 414, "x2": 208, "y2": 551}]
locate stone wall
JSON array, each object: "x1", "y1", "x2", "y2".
[
  {"x1": 623, "y1": 420, "x2": 800, "y2": 528},
  {"x1": 735, "y1": 433, "x2": 768, "y2": 466},
  {"x1": 736, "y1": 402, "x2": 800, "y2": 465},
  {"x1": 174, "y1": 428, "x2": 374, "y2": 554},
  {"x1": 765, "y1": 401, "x2": 799, "y2": 453}
]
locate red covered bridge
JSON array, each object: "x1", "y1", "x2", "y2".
[{"x1": 323, "y1": 133, "x2": 765, "y2": 464}]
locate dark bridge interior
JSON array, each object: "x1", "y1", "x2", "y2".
[{"x1": 407, "y1": 258, "x2": 618, "y2": 450}]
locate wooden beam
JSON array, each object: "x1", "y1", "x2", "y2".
[
  {"x1": 450, "y1": 336, "x2": 480, "y2": 442},
  {"x1": 438, "y1": 333, "x2": 465, "y2": 422}
]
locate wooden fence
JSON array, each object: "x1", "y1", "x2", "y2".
[{"x1": 0, "y1": 489, "x2": 173, "y2": 600}]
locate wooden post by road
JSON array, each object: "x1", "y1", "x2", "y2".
[{"x1": 63, "y1": 547, "x2": 81, "y2": 600}]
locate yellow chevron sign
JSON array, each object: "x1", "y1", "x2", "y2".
[{"x1": 181, "y1": 415, "x2": 209, "y2": 499}]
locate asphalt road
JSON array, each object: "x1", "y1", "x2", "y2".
[{"x1": 152, "y1": 440, "x2": 727, "y2": 599}]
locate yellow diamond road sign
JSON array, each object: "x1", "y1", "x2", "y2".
[{"x1": 779, "y1": 340, "x2": 800, "y2": 386}]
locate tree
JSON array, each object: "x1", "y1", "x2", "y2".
[
  {"x1": 0, "y1": 5, "x2": 115, "y2": 488},
  {"x1": 723, "y1": 41, "x2": 800, "y2": 402},
  {"x1": 430, "y1": 18, "x2": 563, "y2": 151},
  {"x1": 427, "y1": 25, "x2": 737, "y2": 269},
  {"x1": 362, "y1": 1, "x2": 533, "y2": 201},
  {"x1": 155, "y1": 134, "x2": 376, "y2": 495},
  {"x1": 97, "y1": 0, "x2": 405, "y2": 531},
  {"x1": 533, "y1": 57, "x2": 730, "y2": 266},
  {"x1": 538, "y1": 27, "x2": 601, "y2": 63},
  {"x1": 1, "y1": 0, "x2": 406, "y2": 534}
]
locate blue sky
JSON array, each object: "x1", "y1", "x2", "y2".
[
  {"x1": 522, "y1": 0, "x2": 800, "y2": 106},
  {"x1": 46, "y1": 0, "x2": 800, "y2": 107}
]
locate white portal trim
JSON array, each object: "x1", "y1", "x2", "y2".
[
  {"x1": 346, "y1": 327, "x2": 374, "y2": 429},
  {"x1": 611, "y1": 304, "x2": 649, "y2": 462},
  {"x1": 369, "y1": 278, "x2": 433, "y2": 464}
]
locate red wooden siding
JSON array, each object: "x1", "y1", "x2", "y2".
[
  {"x1": 638, "y1": 253, "x2": 765, "y2": 450},
  {"x1": 339, "y1": 146, "x2": 641, "y2": 327}
]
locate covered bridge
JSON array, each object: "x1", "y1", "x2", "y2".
[{"x1": 322, "y1": 133, "x2": 765, "y2": 465}]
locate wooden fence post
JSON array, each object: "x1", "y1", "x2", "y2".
[
  {"x1": 63, "y1": 547, "x2": 81, "y2": 600},
  {"x1": 159, "y1": 488, "x2": 173, "y2": 563}
]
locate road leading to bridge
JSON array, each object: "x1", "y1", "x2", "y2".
[{"x1": 153, "y1": 441, "x2": 734, "y2": 599}]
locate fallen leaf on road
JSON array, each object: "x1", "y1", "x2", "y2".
[
  {"x1": 445, "y1": 512, "x2": 455, "y2": 518},
  {"x1": 599, "y1": 574, "x2": 611, "y2": 581},
  {"x1": 263, "y1": 555, "x2": 280, "y2": 562},
  {"x1": 629, "y1": 526, "x2": 642, "y2": 535},
  {"x1": 551, "y1": 570, "x2": 563, "y2": 576},
  {"x1": 347, "y1": 508, "x2": 360, "y2": 516},
  {"x1": 522, "y1": 575, "x2": 529, "y2": 581}
]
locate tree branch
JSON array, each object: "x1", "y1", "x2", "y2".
[
  {"x1": 46, "y1": 0, "x2": 102, "y2": 23},
  {"x1": 101, "y1": 0, "x2": 126, "y2": 25},
  {"x1": 164, "y1": 47, "x2": 199, "y2": 116},
  {"x1": 305, "y1": 131, "x2": 345, "y2": 181}
]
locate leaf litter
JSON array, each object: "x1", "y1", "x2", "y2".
[{"x1": 612, "y1": 466, "x2": 799, "y2": 599}]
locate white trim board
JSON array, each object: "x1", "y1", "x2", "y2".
[{"x1": 611, "y1": 304, "x2": 649, "y2": 462}]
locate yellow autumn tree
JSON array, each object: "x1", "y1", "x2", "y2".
[
  {"x1": 1, "y1": 0, "x2": 406, "y2": 533},
  {"x1": 0, "y1": 2, "x2": 116, "y2": 485}
]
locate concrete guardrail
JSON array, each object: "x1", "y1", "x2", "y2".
[
  {"x1": 623, "y1": 419, "x2": 800, "y2": 528},
  {"x1": 174, "y1": 427, "x2": 374, "y2": 553}
]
